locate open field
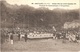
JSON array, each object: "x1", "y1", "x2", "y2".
[{"x1": 1, "y1": 38, "x2": 80, "y2": 52}]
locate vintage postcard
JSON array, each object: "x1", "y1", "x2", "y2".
[{"x1": 0, "y1": 0, "x2": 80, "y2": 52}]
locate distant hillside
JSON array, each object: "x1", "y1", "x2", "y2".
[{"x1": 0, "y1": 0, "x2": 80, "y2": 29}]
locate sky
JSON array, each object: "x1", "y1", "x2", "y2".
[{"x1": 5, "y1": 0, "x2": 80, "y2": 10}]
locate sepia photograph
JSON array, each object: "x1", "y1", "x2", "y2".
[{"x1": 0, "y1": 0, "x2": 80, "y2": 52}]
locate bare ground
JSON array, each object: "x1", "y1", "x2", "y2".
[{"x1": 1, "y1": 39, "x2": 80, "y2": 52}]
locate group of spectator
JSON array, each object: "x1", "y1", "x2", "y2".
[
  {"x1": 1, "y1": 29, "x2": 80, "y2": 44},
  {"x1": 53, "y1": 30, "x2": 80, "y2": 43},
  {"x1": 2, "y1": 30, "x2": 28, "y2": 44}
]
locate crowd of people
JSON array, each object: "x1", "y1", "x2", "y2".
[
  {"x1": 1, "y1": 28, "x2": 80, "y2": 44},
  {"x1": 53, "y1": 30, "x2": 80, "y2": 43},
  {"x1": 1, "y1": 30, "x2": 28, "y2": 44}
]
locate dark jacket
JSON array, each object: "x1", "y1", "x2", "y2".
[{"x1": 10, "y1": 34, "x2": 13, "y2": 40}]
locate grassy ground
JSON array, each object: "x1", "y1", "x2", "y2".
[{"x1": 1, "y1": 38, "x2": 80, "y2": 52}]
